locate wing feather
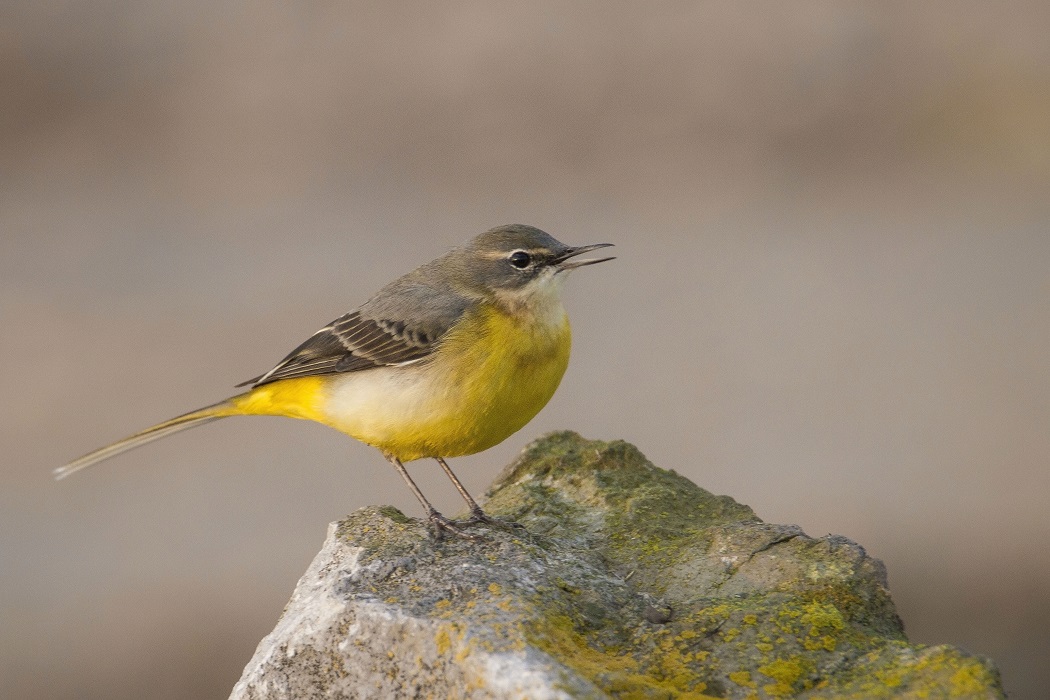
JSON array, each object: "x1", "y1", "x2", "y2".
[{"x1": 237, "y1": 280, "x2": 469, "y2": 388}]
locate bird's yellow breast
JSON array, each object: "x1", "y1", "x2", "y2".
[{"x1": 318, "y1": 301, "x2": 572, "y2": 461}]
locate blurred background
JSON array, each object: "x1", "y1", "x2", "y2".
[{"x1": 3, "y1": 2, "x2": 1048, "y2": 697}]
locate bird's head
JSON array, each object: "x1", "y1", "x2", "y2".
[{"x1": 450, "y1": 224, "x2": 614, "y2": 307}]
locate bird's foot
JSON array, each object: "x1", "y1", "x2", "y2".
[
  {"x1": 426, "y1": 510, "x2": 479, "y2": 541},
  {"x1": 458, "y1": 507, "x2": 528, "y2": 533}
]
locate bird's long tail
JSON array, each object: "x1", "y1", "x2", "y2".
[{"x1": 53, "y1": 397, "x2": 244, "y2": 480}]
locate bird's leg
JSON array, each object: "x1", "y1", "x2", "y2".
[
  {"x1": 433, "y1": 457, "x2": 485, "y2": 514},
  {"x1": 434, "y1": 457, "x2": 526, "y2": 531},
  {"x1": 383, "y1": 454, "x2": 476, "y2": 540}
]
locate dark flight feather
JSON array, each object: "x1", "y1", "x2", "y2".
[{"x1": 237, "y1": 276, "x2": 471, "y2": 388}]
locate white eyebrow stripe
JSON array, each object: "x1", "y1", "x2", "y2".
[{"x1": 477, "y1": 248, "x2": 551, "y2": 260}]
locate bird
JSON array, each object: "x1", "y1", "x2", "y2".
[{"x1": 55, "y1": 224, "x2": 614, "y2": 537}]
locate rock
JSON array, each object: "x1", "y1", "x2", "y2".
[{"x1": 230, "y1": 432, "x2": 1004, "y2": 699}]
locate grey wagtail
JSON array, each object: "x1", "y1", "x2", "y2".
[{"x1": 56, "y1": 224, "x2": 614, "y2": 537}]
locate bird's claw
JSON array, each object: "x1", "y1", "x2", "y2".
[
  {"x1": 427, "y1": 510, "x2": 479, "y2": 541},
  {"x1": 458, "y1": 508, "x2": 528, "y2": 532}
]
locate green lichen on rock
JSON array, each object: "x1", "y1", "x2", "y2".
[{"x1": 231, "y1": 432, "x2": 1004, "y2": 699}]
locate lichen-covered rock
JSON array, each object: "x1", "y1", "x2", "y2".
[{"x1": 230, "y1": 432, "x2": 1004, "y2": 699}]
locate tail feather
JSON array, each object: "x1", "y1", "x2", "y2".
[{"x1": 54, "y1": 400, "x2": 236, "y2": 480}]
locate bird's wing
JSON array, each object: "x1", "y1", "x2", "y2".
[{"x1": 238, "y1": 282, "x2": 468, "y2": 387}]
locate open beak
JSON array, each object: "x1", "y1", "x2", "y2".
[{"x1": 554, "y1": 243, "x2": 616, "y2": 270}]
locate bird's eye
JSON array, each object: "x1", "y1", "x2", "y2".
[{"x1": 508, "y1": 251, "x2": 532, "y2": 269}]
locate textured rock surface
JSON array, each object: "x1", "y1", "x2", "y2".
[{"x1": 230, "y1": 432, "x2": 1004, "y2": 699}]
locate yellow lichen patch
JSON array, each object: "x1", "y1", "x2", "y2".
[
  {"x1": 651, "y1": 632, "x2": 703, "y2": 689},
  {"x1": 800, "y1": 601, "x2": 846, "y2": 636},
  {"x1": 830, "y1": 643, "x2": 1004, "y2": 698},
  {"x1": 453, "y1": 643, "x2": 471, "y2": 664},
  {"x1": 525, "y1": 613, "x2": 720, "y2": 699},
  {"x1": 758, "y1": 657, "x2": 813, "y2": 697},
  {"x1": 488, "y1": 583, "x2": 503, "y2": 595},
  {"x1": 434, "y1": 627, "x2": 452, "y2": 656},
  {"x1": 950, "y1": 663, "x2": 996, "y2": 697},
  {"x1": 729, "y1": 670, "x2": 757, "y2": 689}
]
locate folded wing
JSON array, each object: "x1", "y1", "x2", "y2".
[{"x1": 239, "y1": 281, "x2": 469, "y2": 387}]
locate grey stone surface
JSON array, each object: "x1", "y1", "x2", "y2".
[{"x1": 230, "y1": 432, "x2": 1004, "y2": 699}]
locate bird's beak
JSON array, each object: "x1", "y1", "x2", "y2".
[{"x1": 554, "y1": 243, "x2": 616, "y2": 270}]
